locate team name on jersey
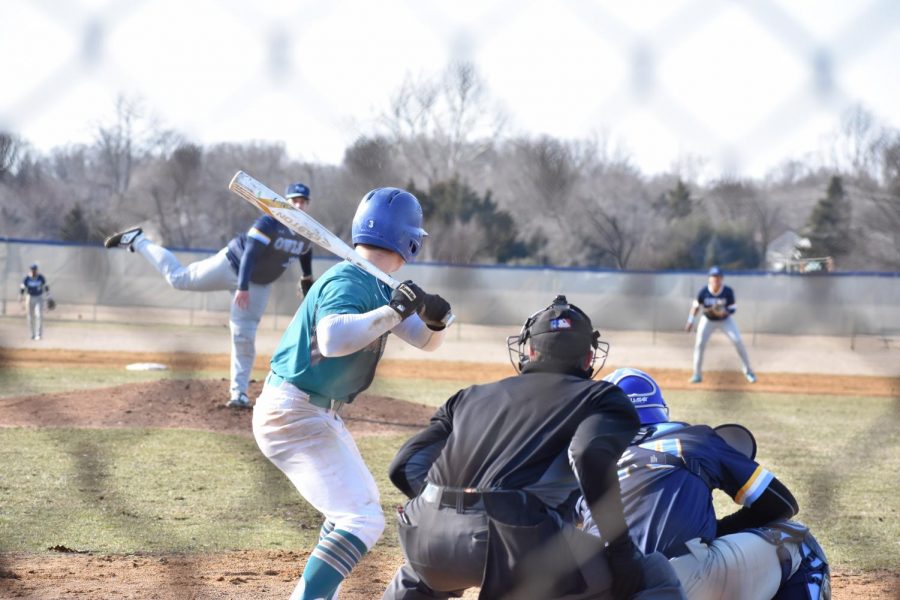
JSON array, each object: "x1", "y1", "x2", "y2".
[{"x1": 273, "y1": 237, "x2": 309, "y2": 255}]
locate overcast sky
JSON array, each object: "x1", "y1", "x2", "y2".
[{"x1": 2, "y1": 0, "x2": 899, "y2": 179}]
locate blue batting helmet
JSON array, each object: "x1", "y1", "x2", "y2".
[
  {"x1": 708, "y1": 266, "x2": 723, "y2": 277},
  {"x1": 351, "y1": 187, "x2": 427, "y2": 262},
  {"x1": 285, "y1": 182, "x2": 311, "y2": 200},
  {"x1": 602, "y1": 368, "x2": 669, "y2": 425}
]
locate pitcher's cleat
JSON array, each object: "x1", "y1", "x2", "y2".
[
  {"x1": 745, "y1": 371, "x2": 757, "y2": 384},
  {"x1": 104, "y1": 227, "x2": 143, "y2": 252},
  {"x1": 226, "y1": 393, "x2": 252, "y2": 409}
]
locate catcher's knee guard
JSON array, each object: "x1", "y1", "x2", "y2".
[{"x1": 751, "y1": 521, "x2": 830, "y2": 600}]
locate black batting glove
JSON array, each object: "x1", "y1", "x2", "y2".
[
  {"x1": 605, "y1": 536, "x2": 645, "y2": 600},
  {"x1": 389, "y1": 281, "x2": 426, "y2": 320},
  {"x1": 417, "y1": 294, "x2": 451, "y2": 330},
  {"x1": 299, "y1": 276, "x2": 314, "y2": 297}
]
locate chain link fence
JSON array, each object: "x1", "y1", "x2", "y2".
[{"x1": 2, "y1": 1, "x2": 899, "y2": 174}]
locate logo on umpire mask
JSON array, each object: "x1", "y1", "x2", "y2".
[{"x1": 507, "y1": 295, "x2": 609, "y2": 377}]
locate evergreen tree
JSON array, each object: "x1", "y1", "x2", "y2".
[
  {"x1": 59, "y1": 204, "x2": 91, "y2": 242},
  {"x1": 803, "y1": 175, "x2": 852, "y2": 258},
  {"x1": 409, "y1": 177, "x2": 532, "y2": 263},
  {"x1": 654, "y1": 178, "x2": 694, "y2": 219}
]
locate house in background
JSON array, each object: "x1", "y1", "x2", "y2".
[{"x1": 766, "y1": 230, "x2": 833, "y2": 273}]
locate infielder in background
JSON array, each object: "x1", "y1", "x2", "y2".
[
  {"x1": 104, "y1": 182, "x2": 316, "y2": 408},
  {"x1": 252, "y1": 187, "x2": 452, "y2": 600},
  {"x1": 383, "y1": 296, "x2": 685, "y2": 600},
  {"x1": 20, "y1": 262, "x2": 53, "y2": 340},
  {"x1": 684, "y1": 266, "x2": 756, "y2": 383},
  {"x1": 579, "y1": 368, "x2": 830, "y2": 600}
]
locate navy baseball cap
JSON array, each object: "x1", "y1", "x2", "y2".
[
  {"x1": 285, "y1": 182, "x2": 311, "y2": 200},
  {"x1": 707, "y1": 266, "x2": 723, "y2": 276},
  {"x1": 29, "y1": 263, "x2": 38, "y2": 269}
]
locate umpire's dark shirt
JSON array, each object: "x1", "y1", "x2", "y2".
[{"x1": 390, "y1": 362, "x2": 640, "y2": 532}]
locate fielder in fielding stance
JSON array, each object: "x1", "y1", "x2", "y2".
[
  {"x1": 104, "y1": 182, "x2": 316, "y2": 408},
  {"x1": 684, "y1": 266, "x2": 756, "y2": 384},
  {"x1": 579, "y1": 368, "x2": 830, "y2": 600},
  {"x1": 253, "y1": 187, "x2": 451, "y2": 600},
  {"x1": 383, "y1": 295, "x2": 685, "y2": 600},
  {"x1": 20, "y1": 262, "x2": 53, "y2": 340}
]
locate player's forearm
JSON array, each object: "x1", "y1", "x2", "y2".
[
  {"x1": 717, "y1": 477, "x2": 798, "y2": 536},
  {"x1": 237, "y1": 240, "x2": 265, "y2": 291},
  {"x1": 299, "y1": 249, "x2": 312, "y2": 278},
  {"x1": 316, "y1": 307, "x2": 401, "y2": 357},
  {"x1": 392, "y1": 314, "x2": 447, "y2": 351}
]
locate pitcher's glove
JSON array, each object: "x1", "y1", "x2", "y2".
[
  {"x1": 299, "y1": 276, "x2": 314, "y2": 298},
  {"x1": 389, "y1": 281, "x2": 426, "y2": 320},
  {"x1": 46, "y1": 297, "x2": 57, "y2": 311},
  {"x1": 417, "y1": 294, "x2": 451, "y2": 330}
]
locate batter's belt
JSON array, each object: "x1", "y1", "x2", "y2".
[{"x1": 265, "y1": 372, "x2": 345, "y2": 413}]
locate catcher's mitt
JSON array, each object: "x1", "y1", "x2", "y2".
[{"x1": 46, "y1": 298, "x2": 56, "y2": 311}]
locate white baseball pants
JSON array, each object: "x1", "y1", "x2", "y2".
[
  {"x1": 26, "y1": 295, "x2": 43, "y2": 338},
  {"x1": 669, "y1": 532, "x2": 800, "y2": 600},
  {"x1": 252, "y1": 379, "x2": 386, "y2": 550},
  {"x1": 692, "y1": 316, "x2": 753, "y2": 376},
  {"x1": 134, "y1": 239, "x2": 271, "y2": 397}
]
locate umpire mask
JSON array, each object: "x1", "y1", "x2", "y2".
[{"x1": 507, "y1": 295, "x2": 609, "y2": 378}]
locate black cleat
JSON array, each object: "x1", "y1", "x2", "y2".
[{"x1": 104, "y1": 227, "x2": 143, "y2": 252}]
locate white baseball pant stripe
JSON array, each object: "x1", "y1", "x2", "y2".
[
  {"x1": 134, "y1": 238, "x2": 270, "y2": 397},
  {"x1": 693, "y1": 316, "x2": 753, "y2": 376},
  {"x1": 669, "y1": 532, "x2": 800, "y2": 600},
  {"x1": 252, "y1": 379, "x2": 386, "y2": 550},
  {"x1": 26, "y1": 295, "x2": 43, "y2": 338}
]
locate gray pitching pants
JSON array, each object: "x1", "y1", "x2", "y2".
[{"x1": 134, "y1": 239, "x2": 271, "y2": 398}]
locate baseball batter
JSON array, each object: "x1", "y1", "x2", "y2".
[
  {"x1": 579, "y1": 368, "x2": 830, "y2": 600},
  {"x1": 252, "y1": 187, "x2": 452, "y2": 600},
  {"x1": 383, "y1": 296, "x2": 685, "y2": 600},
  {"x1": 684, "y1": 266, "x2": 756, "y2": 383},
  {"x1": 104, "y1": 182, "x2": 316, "y2": 407},
  {"x1": 20, "y1": 263, "x2": 51, "y2": 340}
]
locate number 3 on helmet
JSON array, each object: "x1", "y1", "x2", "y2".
[{"x1": 351, "y1": 188, "x2": 427, "y2": 263}]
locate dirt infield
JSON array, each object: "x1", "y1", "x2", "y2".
[{"x1": 1, "y1": 347, "x2": 898, "y2": 599}]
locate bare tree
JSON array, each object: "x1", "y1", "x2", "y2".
[
  {"x1": 826, "y1": 104, "x2": 890, "y2": 179},
  {"x1": 0, "y1": 131, "x2": 24, "y2": 181},
  {"x1": 380, "y1": 61, "x2": 506, "y2": 185}
]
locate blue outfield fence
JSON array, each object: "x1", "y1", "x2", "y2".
[{"x1": 2, "y1": 238, "x2": 899, "y2": 336}]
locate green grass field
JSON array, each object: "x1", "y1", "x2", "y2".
[{"x1": 1, "y1": 366, "x2": 898, "y2": 571}]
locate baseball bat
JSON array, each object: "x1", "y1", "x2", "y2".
[{"x1": 228, "y1": 170, "x2": 454, "y2": 326}]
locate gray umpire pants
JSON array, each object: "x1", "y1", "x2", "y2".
[
  {"x1": 26, "y1": 295, "x2": 44, "y2": 338},
  {"x1": 692, "y1": 315, "x2": 753, "y2": 376},
  {"x1": 134, "y1": 239, "x2": 271, "y2": 398},
  {"x1": 383, "y1": 494, "x2": 685, "y2": 600}
]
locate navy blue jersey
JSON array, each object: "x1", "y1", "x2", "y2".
[
  {"x1": 21, "y1": 274, "x2": 48, "y2": 296},
  {"x1": 226, "y1": 215, "x2": 312, "y2": 287},
  {"x1": 695, "y1": 285, "x2": 735, "y2": 320},
  {"x1": 589, "y1": 423, "x2": 773, "y2": 558}
]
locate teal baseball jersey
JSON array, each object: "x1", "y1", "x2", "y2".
[{"x1": 269, "y1": 261, "x2": 393, "y2": 404}]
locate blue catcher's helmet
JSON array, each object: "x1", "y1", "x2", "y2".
[
  {"x1": 285, "y1": 182, "x2": 311, "y2": 200},
  {"x1": 603, "y1": 368, "x2": 669, "y2": 425},
  {"x1": 351, "y1": 187, "x2": 427, "y2": 262}
]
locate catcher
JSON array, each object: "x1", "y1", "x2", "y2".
[
  {"x1": 383, "y1": 296, "x2": 685, "y2": 599},
  {"x1": 684, "y1": 266, "x2": 756, "y2": 383},
  {"x1": 578, "y1": 368, "x2": 830, "y2": 600}
]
